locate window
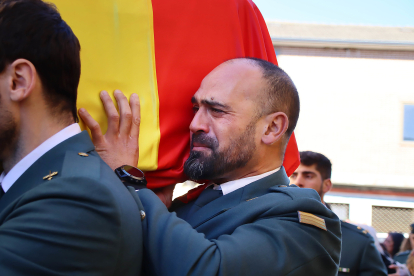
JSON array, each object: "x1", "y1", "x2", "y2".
[
  {"x1": 403, "y1": 104, "x2": 414, "y2": 141},
  {"x1": 372, "y1": 206, "x2": 414, "y2": 233}
]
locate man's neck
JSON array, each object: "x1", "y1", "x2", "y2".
[
  {"x1": 2, "y1": 118, "x2": 72, "y2": 174},
  {"x1": 213, "y1": 160, "x2": 283, "y2": 184}
]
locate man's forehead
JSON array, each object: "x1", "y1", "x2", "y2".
[
  {"x1": 294, "y1": 164, "x2": 319, "y2": 173},
  {"x1": 193, "y1": 61, "x2": 262, "y2": 103}
]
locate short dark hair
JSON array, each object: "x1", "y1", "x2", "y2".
[
  {"x1": 0, "y1": 0, "x2": 81, "y2": 122},
  {"x1": 245, "y1": 57, "x2": 300, "y2": 138},
  {"x1": 388, "y1": 232, "x2": 405, "y2": 257},
  {"x1": 300, "y1": 151, "x2": 332, "y2": 180}
]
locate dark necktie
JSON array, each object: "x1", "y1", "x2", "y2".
[
  {"x1": 0, "y1": 187, "x2": 5, "y2": 200},
  {"x1": 187, "y1": 185, "x2": 222, "y2": 218}
]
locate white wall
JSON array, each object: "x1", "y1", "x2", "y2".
[{"x1": 277, "y1": 54, "x2": 414, "y2": 188}]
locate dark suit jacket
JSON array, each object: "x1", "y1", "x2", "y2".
[
  {"x1": 136, "y1": 167, "x2": 341, "y2": 276},
  {"x1": 339, "y1": 221, "x2": 387, "y2": 276},
  {"x1": 0, "y1": 131, "x2": 143, "y2": 276}
]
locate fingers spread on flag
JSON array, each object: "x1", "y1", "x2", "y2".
[
  {"x1": 130, "y1": 93, "x2": 141, "y2": 141},
  {"x1": 100, "y1": 90, "x2": 120, "y2": 136},
  {"x1": 114, "y1": 90, "x2": 133, "y2": 137},
  {"x1": 78, "y1": 108, "x2": 105, "y2": 145}
]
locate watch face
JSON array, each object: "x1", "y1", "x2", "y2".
[{"x1": 122, "y1": 165, "x2": 145, "y2": 180}]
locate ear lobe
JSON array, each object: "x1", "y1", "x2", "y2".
[
  {"x1": 322, "y1": 179, "x2": 332, "y2": 194},
  {"x1": 9, "y1": 59, "x2": 37, "y2": 102},
  {"x1": 262, "y1": 112, "x2": 289, "y2": 145}
]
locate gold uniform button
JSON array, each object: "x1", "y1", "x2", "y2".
[
  {"x1": 140, "y1": 210, "x2": 146, "y2": 220},
  {"x1": 78, "y1": 152, "x2": 89, "y2": 157},
  {"x1": 357, "y1": 226, "x2": 362, "y2": 230}
]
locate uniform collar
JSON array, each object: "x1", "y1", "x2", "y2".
[
  {"x1": 213, "y1": 167, "x2": 281, "y2": 195},
  {"x1": 0, "y1": 123, "x2": 81, "y2": 193},
  {"x1": 187, "y1": 167, "x2": 289, "y2": 228}
]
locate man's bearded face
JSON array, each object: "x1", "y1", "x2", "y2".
[
  {"x1": 184, "y1": 120, "x2": 257, "y2": 181},
  {"x1": 0, "y1": 82, "x2": 18, "y2": 165}
]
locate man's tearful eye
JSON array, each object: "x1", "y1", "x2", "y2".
[
  {"x1": 192, "y1": 106, "x2": 199, "y2": 113},
  {"x1": 211, "y1": 107, "x2": 224, "y2": 114}
]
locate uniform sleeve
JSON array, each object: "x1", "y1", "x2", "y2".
[
  {"x1": 0, "y1": 177, "x2": 123, "y2": 276},
  {"x1": 359, "y1": 235, "x2": 388, "y2": 276},
  {"x1": 138, "y1": 188, "x2": 341, "y2": 276}
]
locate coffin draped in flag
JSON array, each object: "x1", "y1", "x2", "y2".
[{"x1": 54, "y1": 0, "x2": 300, "y2": 188}]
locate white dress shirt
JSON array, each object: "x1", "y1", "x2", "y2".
[
  {"x1": 213, "y1": 167, "x2": 281, "y2": 195},
  {"x1": 0, "y1": 123, "x2": 81, "y2": 193}
]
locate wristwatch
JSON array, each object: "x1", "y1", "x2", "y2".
[{"x1": 115, "y1": 165, "x2": 147, "y2": 190}]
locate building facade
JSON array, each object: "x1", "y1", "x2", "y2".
[{"x1": 268, "y1": 22, "x2": 414, "y2": 236}]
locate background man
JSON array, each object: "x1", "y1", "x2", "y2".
[
  {"x1": 290, "y1": 151, "x2": 387, "y2": 276},
  {"x1": 0, "y1": 1, "x2": 142, "y2": 275},
  {"x1": 82, "y1": 58, "x2": 342, "y2": 275}
]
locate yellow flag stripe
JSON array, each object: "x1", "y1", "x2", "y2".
[{"x1": 54, "y1": 0, "x2": 160, "y2": 171}]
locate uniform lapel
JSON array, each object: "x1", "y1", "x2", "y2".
[
  {"x1": 0, "y1": 131, "x2": 94, "y2": 212},
  {"x1": 187, "y1": 167, "x2": 290, "y2": 228}
]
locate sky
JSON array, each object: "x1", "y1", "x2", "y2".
[{"x1": 253, "y1": 0, "x2": 414, "y2": 27}]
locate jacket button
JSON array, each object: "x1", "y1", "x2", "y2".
[
  {"x1": 140, "y1": 210, "x2": 146, "y2": 220},
  {"x1": 279, "y1": 185, "x2": 287, "y2": 187}
]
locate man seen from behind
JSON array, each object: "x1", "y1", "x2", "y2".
[{"x1": 0, "y1": 0, "x2": 143, "y2": 275}]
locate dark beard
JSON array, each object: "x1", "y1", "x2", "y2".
[
  {"x1": 0, "y1": 108, "x2": 18, "y2": 168},
  {"x1": 184, "y1": 120, "x2": 257, "y2": 181}
]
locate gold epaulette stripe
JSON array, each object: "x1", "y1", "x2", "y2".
[{"x1": 298, "y1": 211, "x2": 327, "y2": 231}]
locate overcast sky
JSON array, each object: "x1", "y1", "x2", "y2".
[{"x1": 254, "y1": 0, "x2": 414, "y2": 27}]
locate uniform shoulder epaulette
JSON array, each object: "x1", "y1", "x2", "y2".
[
  {"x1": 60, "y1": 150, "x2": 100, "y2": 179},
  {"x1": 340, "y1": 221, "x2": 371, "y2": 238},
  {"x1": 298, "y1": 211, "x2": 327, "y2": 231}
]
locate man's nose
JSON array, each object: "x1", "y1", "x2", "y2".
[{"x1": 189, "y1": 109, "x2": 209, "y2": 133}]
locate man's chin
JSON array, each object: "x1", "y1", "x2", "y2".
[{"x1": 189, "y1": 148, "x2": 213, "y2": 160}]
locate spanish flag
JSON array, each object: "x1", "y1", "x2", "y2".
[{"x1": 54, "y1": 0, "x2": 300, "y2": 188}]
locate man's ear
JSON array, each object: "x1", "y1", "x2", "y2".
[
  {"x1": 261, "y1": 112, "x2": 289, "y2": 145},
  {"x1": 322, "y1": 178, "x2": 333, "y2": 194},
  {"x1": 9, "y1": 59, "x2": 37, "y2": 102}
]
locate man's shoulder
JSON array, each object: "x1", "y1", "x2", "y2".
[
  {"x1": 266, "y1": 184, "x2": 322, "y2": 201},
  {"x1": 60, "y1": 149, "x2": 102, "y2": 178},
  {"x1": 341, "y1": 221, "x2": 374, "y2": 246},
  {"x1": 243, "y1": 184, "x2": 336, "y2": 223},
  {"x1": 59, "y1": 149, "x2": 117, "y2": 184},
  {"x1": 51, "y1": 149, "x2": 133, "y2": 205},
  {"x1": 8, "y1": 140, "x2": 131, "y2": 214}
]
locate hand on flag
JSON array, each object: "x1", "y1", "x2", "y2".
[
  {"x1": 79, "y1": 90, "x2": 175, "y2": 207},
  {"x1": 79, "y1": 90, "x2": 140, "y2": 170}
]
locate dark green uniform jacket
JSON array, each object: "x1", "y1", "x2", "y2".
[
  {"x1": 338, "y1": 221, "x2": 387, "y2": 276},
  {"x1": 136, "y1": 167, "x2": 341, "y2": 276},
  {"x1": 394, "y1": 250, "x2": 410, "y2": 264},
  {"x1": 0, "y1": 131, "x2": 143, "y2": 276}
]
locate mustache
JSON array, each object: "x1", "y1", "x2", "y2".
[{"x1": 190, "y1": 133, "x2": 218, "y2": 150}]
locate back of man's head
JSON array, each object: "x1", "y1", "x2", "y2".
[
  {"x1": 244, "y1": 58, "x2": 300, "y2": 140},
  {"x1": 0, "y1": 0, "x2": 80, "y2": 122},
  {"x1": 300, "y1": 151, "x2": 332, "y2": 180}
]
